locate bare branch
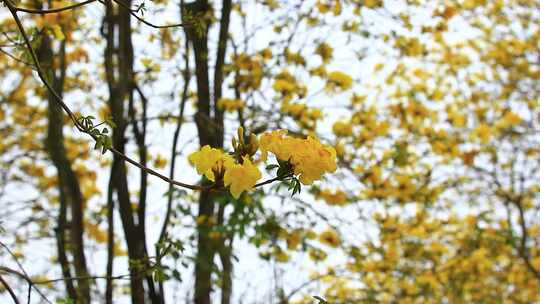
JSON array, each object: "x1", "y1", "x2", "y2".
[
  {"x1": 112, "y1": 0, "x2": 190, "y2": 29},
  {"x1": 4, "y1": 1, "x2": 205, "y2": 191},
  {"x1": 6, "y1": 0, "x2": 96, "y2": 14}
]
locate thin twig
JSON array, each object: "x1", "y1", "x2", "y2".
[
  {"x1": 112, "y1": 0, "x2": 190, "y2": 29},
  {"x1": 0, "y1": 48, "x2": 34, "y2": 67},
  {"x1": 6, "y1": 0, "x2": 96, "y2": 14},
  {"x1": 254, "y1": 173, "x2": 294, "y2": 188},
  {"x1": 4, "y1": 1, "x2": 205, "y2": 191},
  {"x1": 4, "y1": 0, "x2": 289, "y2": 195},
  {"x1": 0, "y1": 243, "x2": 51, "y2": 304},
  {"x1": 0, "y1": 273, "x2": 20, "y2": 304},
  {"x1": 0, "y1": 266, "x2": 131, "y2": 284}
]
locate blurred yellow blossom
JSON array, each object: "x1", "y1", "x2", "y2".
[
  {"x1": 326, "y1": 71, "x2": 353, "y2": 92},
  {"x1": 217, "y1": 98, "x2": 245, "y2": 112},
  {"x1": 319, "y1": 228, "x2": 341, "y2": 248}
]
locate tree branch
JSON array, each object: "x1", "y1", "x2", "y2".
[
  {"x1": 6, "y1": 0, "x2": 96, "y2": 14},
  {"x1": 5, "y1": 1, "x2": 205, "y2": 192}
]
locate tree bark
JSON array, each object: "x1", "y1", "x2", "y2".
[
  {"x1": 182, "y1": 2, "x2": 216, "y2": 304},
  {"x1": 215, "y1": 3, "x2": 233, "y2": 303},
  {"x1": 182, "y1": 0, "x2": 232, "y2": 302},
  {"x1": 105, "y1": 166, "x2": 115, "y2": 304},
  {"x1": 102, "y1": 2, "x2": 146, "y2": 303},
  {"x1": 41, "y1": 33, "x2": 91, "y2": 304}
]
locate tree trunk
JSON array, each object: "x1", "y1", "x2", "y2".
[
  {"x1": 41, "y1": 33, "x2": 91, "y2": 304},
  {"x1": 182, "y1": 0, "x2": 232, "y2": 302},
  {"x1": 102, "y1": 2, "x2": 145, "y2": 303}
]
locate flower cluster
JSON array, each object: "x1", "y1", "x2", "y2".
[
  {"x1": 332, "y1": 120, "x2": 353, "y2": 137},
  {"x1": 217, "y1": 98, "x2": 245, "y2": 112},
  {"x1": 260, "y1": 130, "x2": 337, "y2": 185},
  {"x1": 326, "y1": 71, "x2": 353, "y2": 92},
  {"x1": 188, "y1": 145, "x2": 261, "y2": 199},
  {"x1": 273, "y1": 70, "x2": 307, "y2": 102},
  {"x1": 228, "y1": 53, "x2": 263, "y2": 92},
  {"x1": 316, "y1": 188, "x2": 348, "y2": 206},
  {"x1": 281, "y1": 101, "x2": 323, "y2": 130},
  {"x1": 188, "y1": 128, "x2": 337, "y2": 198}
]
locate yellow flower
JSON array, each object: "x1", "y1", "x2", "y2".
[
  {"x1": 315, "y1": 42, "x2": 333, "y2": 63},
  {"x1": 309, "y1": 248, "x2": 328, "y2": 262},
  {"x1": 319, "y1": 228, "x2": 341, "y2": 248},
  {"x1": 223, "y1": 157, "x2": 262, "y2": 198},
  {"x1": 273, "y1": 246, "x2": 290, "y2": 263},
  {"x1": 188, "y1": 145, "x2": 233, "y2": 181},
  {"x1": 209, "y1": 231, "x2": 222, "y2": 240},
  {"x1": 326, "y1": 71, "x2": 353, "y2": 92},
  {"x1": 498, "y1": 111, "x2": 522, "y2": 129},
  {"x1": 259, "y1": 48, "x2": 273, "y2": 60},
  {"x1": 217, "y1": 98, "x2": 245, "y2": 112},
  {"x1": 286, "y1": 230, "x2": 302, "y2": 250},
  {"x1": 364, "y1": 0, "x2": 382, "y2": 8},
  {"x1": 332, "y1": 120, "x2": 353, "y2": 137},
  {"x1": 291, "y1": 137, "x2": 337, "y2": 184},
  {"x1": 471, "y1": 123, "x2": 491, "y2": 143},
  {"x1": 393, "y1": 174, "x2": 416, "y2": 202},
  {"x1": 317, "y1": 189, "x2": 348, "y2": 206},
  {"x1": 259, "y1": 130, "x2": 337, "y2": 185},
  {"x1": 259, "y1": 129, "x2": 288, "y2": 161},
  {"x1": 310, "y1": 65, "x2": 327, "y2": 77},
  {"x1": 284, "y1": 49, "x2": 306, "y2": 66},
  {"x1": 272, "y1": 70, "x2": 307, "y2": 101}
]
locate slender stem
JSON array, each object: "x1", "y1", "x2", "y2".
[
  {"x1": 105, "y1": 168, "x2": 115, "y2": 304},
  {"x1": 112, "y1": 0, "x2": 189, "y2": 29},
  {"x1": 254, "y1": 173, "x2": 294, "y2": 188},
  {"x1": 7, "y1": 0, "x2": 96, "y2": 14},
  {"x1": 4, "y1": 2, "x2": 205, "y2": 191},
  {"x1": 0, "y1": 266, "x2": 131, "y2": 284},
  {"x1": 0, "y1": 242, "x2": 51, "y2": 304},
  {"x1": 6, "y1": 0, "x2": 300, "y2": 196},
  {"x1": 0, "y1": 273, "x2": 20, "y2": 304}
]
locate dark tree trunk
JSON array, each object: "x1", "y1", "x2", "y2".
[
  {"x1": 182, "y1": 0, "x2": 232, "y2": 302},
  {"x1": 41, "y1": 33, "x2": 91, "y2": 304},
  {"x1": 102, "y1": 1, "x2": 165, "y2": 302},
  {"x1": 102, "y1": 2, "x2": 148, "y2": 303}
]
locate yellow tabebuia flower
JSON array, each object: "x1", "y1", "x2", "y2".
[
  {"x1": 471, "y1": 123, "x2": 491, "y2": 143},
  {"x1": 319, "y1": 228, "x2": 341, "y2": 248},
  {"x1": 315, "y1": 42, "x2": 333, "y2": 63},
  {"x1": 217, "y1": 98, "x2": 245, "y2": 112},
  {"x1": 317, "y1": 188, "x2": 348, "y2": 205},
  {"x1": 260, "y1": 130, "x2": 337, "y2": 184},
  {"x1": 286, "y1": 230, "x2": 302, "y2": 250},
  {"x1": 326, "y1": 71, "x2": 353, "y2": 92},
  {"x1": 309, "y1": 248, "x2": 328, "y2": 262},
  {"x1": 188, "y1": 145, "x2": 233, "y2": 181},
  {"x1": 499, "y1": 111, "x2": 522, "y2": 128},
  {"x1": 273, "y1": 246, "x2": 290, "y2": 263},
  {"x1": 289, "y1": 136, "x2": 337, "y2": 184},
  {"x1": 259, "y1": 129, "x2": 288, "y2": 161},
  {"x1": 223, "y1": 157, "x2": 262, "y2": 198},
  {"x1": 332, "y1": 120, "x2": 353, "y2": 137}
]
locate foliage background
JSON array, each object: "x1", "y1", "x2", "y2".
[{"x1": 0, "y1": 0, "x2": 540, "y2": 303}]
